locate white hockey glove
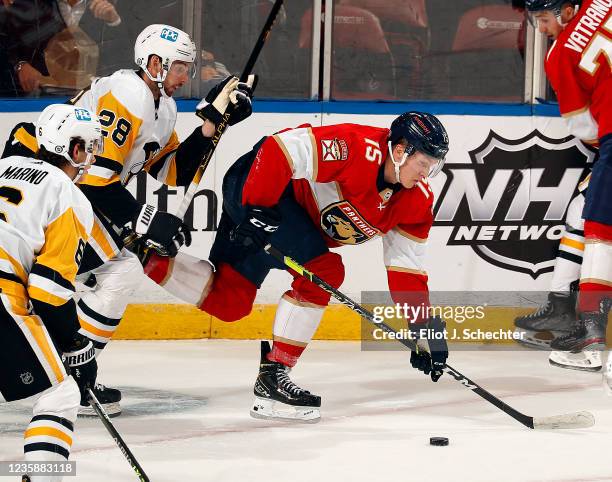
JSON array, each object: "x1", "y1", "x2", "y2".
[
  {"x1": 132, "y1": 204, "x2": 192, "y2": 257},
  {"x1": 196, "y1": 74, "x2": 257, "y2": 126}
]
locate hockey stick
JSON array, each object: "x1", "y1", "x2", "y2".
[
  {"x1": 125, "y1": 0, "x2": 284, "y2": 257},
  {"x1": 263, "y1": 244, "x2": 595, "y2": 430},
  {"x1": 88, "y1": 389, "x2": 150, "y2": 481},
  {"x1": 176, "y1": 0, "x2": 285, "y2": 220}
]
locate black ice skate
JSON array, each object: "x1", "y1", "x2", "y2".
[
  {"x1": 549, "y1": 301, "x2": 609, "y2": 353},
  {"x1": 514, "y1": 292, "x2": 576, "y2": 349},
  {"x1": 250, "y1": 341, "x2": 321, "y2": 422},
  {"x1": 78, "y1": 383, "x2": 122, "y2": 418}
]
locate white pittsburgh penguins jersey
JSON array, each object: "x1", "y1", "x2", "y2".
[
  {"x1": 0, "y1": 156, "x2": 94, "y2": 308},
  {"x1": 74, "y1": 69, "x2": 181, "y2": 187}
]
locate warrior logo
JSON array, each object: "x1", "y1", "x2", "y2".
[
  {"x1": 321, "y1": 138, "x2": 348, "y2": 162},
  {"x1": 434, "y1": 130, "x2": 595, "y2": 279},
  {"x1": 321, "y1": 201, "x2": 379, "y2": 245},
  {"x1": 20, "y1": 372, "x2": 34, "y2": 385}
]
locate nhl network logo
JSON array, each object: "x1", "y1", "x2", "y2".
[{"x1": 434, "y1": 130, "x2": 596, "y2": 279}]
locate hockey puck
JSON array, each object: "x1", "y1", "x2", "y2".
[{"x1": 429, "y1": 437, "x2": 449, "y2": 446}]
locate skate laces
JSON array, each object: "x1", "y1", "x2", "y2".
[
  {"x1": 525, "y1": 300, "x2": 552, "y2": 319},
  {"x1": 277, "y1": 367, "x2": 305, "y2": 396}
]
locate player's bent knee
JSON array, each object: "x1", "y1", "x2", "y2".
[
  {"x1": 199, "y1": 263, "x2": 257, "y2": 322},
  {"x1": 292, "y1": 252, "x2": 345, "y2": 306},
  {"x1": 566, "y1": 194, "x2": 585, "y2": 232},
  {"x1": 32, "y1": 377, "x2": 80, "y2": 422}
]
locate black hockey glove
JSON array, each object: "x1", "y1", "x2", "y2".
[
  {"x1": 409, "y1": 317, "x2": 448, "y2": 382},
  {"x1": 63, "y1": 337, "x2": 98, "y2": 406},
  {"x1": 132, "y1": 204, "x2": 192, "y2": 257},
  {"x1": 196, "y1": 74, "x2": 257, "y2": 126},
  {"x1": 230, "y1": 205, "x2": 281, "y2": 254}
]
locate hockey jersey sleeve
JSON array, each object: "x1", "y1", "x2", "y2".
[
  {"x1": 383, "y1": 182, "x2": 434, "y2": 320},
  {"x1": 28, "y1": 187, "x2": 93, "y2": 351},
  {"x1": 144, "y1": 127, "x2": 214, "y2": 187},
  {"x1": 77, "y1": 80, "x2": 152, "y2": 226},
  {"x1": 28, "y1": 190, "x2": 93, "y2": 307},
  {"x1": 2, "y1": 122, "x2": 38, "y2": 159},
  {"x1": 242, "y1": 124, "x2": 385, "y2": 207},
  {"x1": 242, "y1": 125, "x2": 314, "y2": 207},
  {"x1": 545, "y1": 42, "x2": 599, "y2": 143}
]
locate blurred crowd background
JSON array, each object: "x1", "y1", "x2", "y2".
[{"x1": 0, "y1": 0, "x2": 536, "y2": 102}]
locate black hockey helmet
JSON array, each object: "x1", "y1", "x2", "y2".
[{"x1": 388, "y1": 112, "x2": 449, "y2": 178}]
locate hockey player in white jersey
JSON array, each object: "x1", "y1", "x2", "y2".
[
  {"x1": 513, "y1": 181, "x2": 603, "y2": 371},
  {"x1": 0, "y1": 104, "x2": 102, "y2": 482},
  {"x1": 3, "y1": 24, "x2": 255, "y2": 416}
]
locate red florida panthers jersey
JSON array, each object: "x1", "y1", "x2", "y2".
[
  {"x1": 242, "y1": 123, "x2": 435, "y2": 297},
  {"x1": 545, "y1": 0, "x2": 612, "y2": 142}
]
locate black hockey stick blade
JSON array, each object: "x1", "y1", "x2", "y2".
[
  {"x1": 264, "y1": 244, "x2": 595, "y2": 430},
  {"x1": 88, "y1": 389, "x2": 150, "y2": 481}
]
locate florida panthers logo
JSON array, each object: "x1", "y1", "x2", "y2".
[
  {"x1": 434, "y1": 130, "x2": 595, "y2": 278},
  {"x1": 321, "y1": 201, "x2": 378, "y2": 245}
]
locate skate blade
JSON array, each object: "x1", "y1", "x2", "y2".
[
  {"x1": 604, "y1": 358, "x2": 612, "y2": 396},
  {"x1": 548, "y1": 351, "x2": 602, "y2": 372},
  {"x1": 78, "y1": 402, "x2": 122, "y2": 418},
  {"x1": 250, "y1": 397, "x2": 321, "y2": 423},
  {"x1": 514, "y1": 329, "x2": 569, "y2": 350}
]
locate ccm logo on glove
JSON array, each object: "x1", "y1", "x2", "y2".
[{"x1": 249, "y1": 216, "x2": 279, "y2": 233}]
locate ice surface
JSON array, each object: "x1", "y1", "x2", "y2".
[{"x1": 1, "y1": 340, "x2": 610, "y2": 482}]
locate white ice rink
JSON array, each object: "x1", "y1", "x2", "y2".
[{"x1": 1, "y1": 340, "x2": 611, "y2": 482}]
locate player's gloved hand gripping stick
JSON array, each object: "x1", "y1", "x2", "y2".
[
  {"x1": 131, "y1": 0, "x2": 284, "y2": 264},
  {"x1": 263, "y1": 243, "x2": 595, "y2": 431}
]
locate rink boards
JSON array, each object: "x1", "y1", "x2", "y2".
[{"x1": 0, "y1": 104, "x2": 594, "y2": 341}]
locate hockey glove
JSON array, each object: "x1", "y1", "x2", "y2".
[
  {"x1": 230, "y1": 205, "x2": 281, "y2": 254},
  {"x1": 132, "y1": 204, "x2": 192, "y2": 257},
  {"x1": 196, "y1": 74, "x2": 257, "y2": 126},
  {"x1": 409, "y1": 317, "x2": 448, "y2": 382},
  {"x1": 63, "y1": 337, "x2": 98, "y2": 406}
]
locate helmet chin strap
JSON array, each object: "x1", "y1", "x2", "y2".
[
  {"x1": 65, "y1": 152, "x2": 93, "y2": 183},
  {"x1": 388, "y1": 141, "x2": 409, "y2": 184},
  {"x1": 143, "y1": 66, "x2": 170, "y2": 97}
]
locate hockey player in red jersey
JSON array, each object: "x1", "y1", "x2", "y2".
[
  {"x1": 147, "y1": 112, "x2": 450, "y2": 421},
  {"x1": 526, "y1": 0, "x2": 611, "y2": 372}
]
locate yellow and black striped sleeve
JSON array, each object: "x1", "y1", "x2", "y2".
[
  {"x1": 28, "y1": 207, "x2": 89, "y2": 307},
  {"x1": 145, "y1": 127, "x2": 213, "y2": 187},
  {"x1": 2, "y1": 122, "x2": 38, "y2": 159}
]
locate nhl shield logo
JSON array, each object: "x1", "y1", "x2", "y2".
[
  {"x1": 434, "y1": 130, "x2": 595, "y2": 279},
  {"x1": 20, "y1": 372, "x2": 34, "y2": 385},
  {"x1": 321, "y1": 201, "x2": 379, "y2": 245}
]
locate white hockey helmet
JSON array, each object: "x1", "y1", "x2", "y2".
[
  {"x1": 134, "y1": 24, "x2": 197, "y2": 93},
  {"x1": 36, "y1": 104, "x2": 103, "y2": 182}
]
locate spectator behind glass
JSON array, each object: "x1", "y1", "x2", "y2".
[
  {"x1": 82, "y1": 1, "x2": 184, "y2": 77},
  {"x1": 200, "y1": 49, "x2": 231, "y2": 93},
  {"x1": 2, "y1": 0, "x2": 122, "y2": 96}
]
